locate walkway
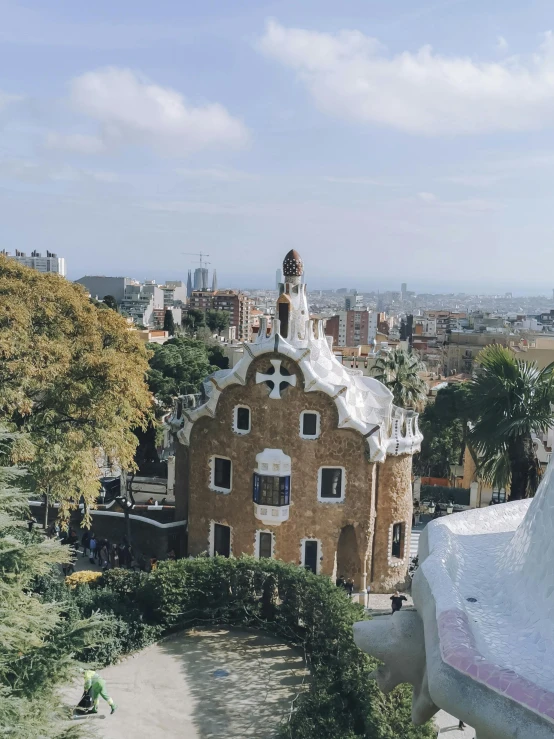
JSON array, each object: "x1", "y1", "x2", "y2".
[{"x1": 67, "y1": 628, "x2": 308, "y2": 739}]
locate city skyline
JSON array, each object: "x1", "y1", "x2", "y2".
[{"x1": 2, "y1": 1, "x2": 554, "y2": 291}]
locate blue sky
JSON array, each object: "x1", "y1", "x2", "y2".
[{"x1": 2, "y1": 0, "x2": 554, "y2": 292}]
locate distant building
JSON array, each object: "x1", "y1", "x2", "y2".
[
  {"x1": 401, "y1": 282, "x2": 407, "y2": 301},
  {"x1": 194, "y1": 267, "x2": 209, "y2": 291},
  {"x1": 344, "y1": 294, "x2": 362, "y2": 311},
  {"x1": 3, "y1": 249, "x2": 66, "y2": 277},
  {"x1": 326, "y1": 309, "x2": 378, "y2": 347},
  {"x1": 187, "y1": 270, "x2": 193, "y2": 299},
  {"x1": 189, "y1": 289, "x2": 253, "y2": 341},
  {"x1": 75, "y1": 275, "x2": 133, "y2": 303},
  {"x1": 211, "y1": 270, "x2": 218, "y2": 293},
  {"x1": 160, "y1": 281, "x2": 187, "y2": 307},
  {"x1": 275, "y1": 268, "x2": 282, "y2": 290}
]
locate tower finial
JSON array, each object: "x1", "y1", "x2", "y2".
[{"x1": 283, "y1": 249, "x2": 303, "y2": 277}]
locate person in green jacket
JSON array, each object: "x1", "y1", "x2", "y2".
[{"x1": 83, "y1": 670, "x2": 117, "y2": 714}]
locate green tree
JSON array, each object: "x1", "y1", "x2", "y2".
[
  {"x1": 372, "y1": 348, "x2": 427, "y2": 409},
  {"x1": 103, "y1": 294, "x2": 118, "y2": 311},
  {"x1": 163, "y1": 309, "x2": 176, "y2": 336},
  {"x1": 182, "y1": 308, "x2": 205, "y2": 334},
  {"x1": 205, "y1": 309, "x2": 229, "y2": 335},
  {"x1": 206, "y1": 343, "x2": 230, "y2": 370},
  {"x1": 468, "y1": 345, "x2": 554, "y2": 500},
  {"x1": 0, "y1": 429, "x2": 94, "y2": 737},
  {"x1": 0, "y1": 256, "x2": 152, "y2": 516},
  {"x1": 147, "y1": 337, "x2": 216, "y2": 407}
]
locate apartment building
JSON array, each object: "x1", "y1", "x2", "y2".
[
  {"x1": 189, "y1": 289, "x2": 252, "y2": 340},
  {"x1": 325, "y1": 309, "x2": 378, "y2": 347},
  {"x1": 3, "y1": 249, "x2": 66, "y2": 276}
]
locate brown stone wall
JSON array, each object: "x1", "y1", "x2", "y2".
[
  {"x1": 370, "y1": 453, "x2": 413, "y2": 593},
  {"x1": 183, "y1": 352, "x2": 376, "y2": 588}
]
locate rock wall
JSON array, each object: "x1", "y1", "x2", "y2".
[{"x1": 370, "y1": 453, "x2": 413, "y2": 593}]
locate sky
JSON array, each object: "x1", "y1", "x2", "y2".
[{"x1": 2, "y1": 0, "x2": 554, "y2": 292}]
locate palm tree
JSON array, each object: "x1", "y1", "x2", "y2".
[
  {"x1": 372, "y1": 348, "x2": 427, "y2": 409},
  {"x1": 468, "y1": 344, "x2": 554, "y2": 500}
]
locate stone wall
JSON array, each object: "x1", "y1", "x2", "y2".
[
  {"x1": 370, "y1": 453, "x2": 413, "y2": 592},
  {"x1": 177, "y1": 351, "x2": 408, "y2": 589}
]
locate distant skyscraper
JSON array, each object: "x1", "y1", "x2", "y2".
[
  {"x1": 401, "y1": 282, "x2": 407, "y2": 301},
  {"x1": 194, "y1": 267, "x2": 209, "y2": 291},
  {"x1": 211, "y1": 270, "x2": 218, "y2": 292},
  {"x1": 2, "y1": 249, "x2": 66, "y2": 277},
  {"x1": 187, "y1": 270, "x2": 193, "y2": 298},
  {"x1": 276, "y1": 268, "x2": 283, "y2": 289}
]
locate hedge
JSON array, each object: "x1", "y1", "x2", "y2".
[{"x1": 40, "y1": 557, "x2": 435, "y2": 739}]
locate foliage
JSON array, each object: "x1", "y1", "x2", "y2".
[
  {"x1": 146, "y1": 337, "x2": 216, "y2": 407},
  {"x1": 138, "y1": 558, "x2": 434, "y2": 739},
  {"x1": 0, "y1": 430, "x2": 99, "y2": 738},
  {"x1": 0, "y1": 256, "x2": 152, "y2": 515},
  {"x1": 65, "y1": 570, "x2": 103, "y2": 588},
  {"x1": 206, "y1": 343, "x2": 230, "y2": 370},
  {"x1": 103, "y1": 295, "x2": 118, "y2": 311},
  {"x1": 182, "y1": 308, "x2": 205, "y2": 334},
  {"x1": 414, "y1": 384, "x2": 470, "y2": 477},
  {"x1": 205, "y1": 309, "x2": 229, "y2": 335},
  {"x1": 163, "y1": 309, "x2": 176, "y2": 336},
  {"x1": 468, "y1": 345, "x2": 554, "y2": 499},
  {"x1": 372, "y1": 349, "x2": 427, "y2": 410}
]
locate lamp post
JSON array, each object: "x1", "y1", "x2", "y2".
[{"x1": 116, "y1": 496, "x2": 133, "y2": 546}]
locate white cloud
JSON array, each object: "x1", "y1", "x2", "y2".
[
  {"x1": 45, "y1": 132, "x2": 106, "y2": 155},
  {"x1": 418, "y1": 191, "x2": 437, "y2": 202},
  {"x1": 496, "y1": 35, "x2": 509, "y2": 52},
  {"x1": 175, "y1": 167, "x2": 256, "y2": 181},
  {"x1": 64, "y1": 67, "x2": 248, "y2": 155},
  {"x1": 259, "y1": 20, "x2": 554, "y2": 135}
]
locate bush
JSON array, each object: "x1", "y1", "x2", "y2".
[
  {"x1": 65, "y1": 570, "x2": 103, "y2": 588},
  {"x1": 44, "y1": 558, "x2": 434, "y2": 738}
]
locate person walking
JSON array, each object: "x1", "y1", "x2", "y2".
[
  {"x1": 365, "y1": 584, "x2": 372, "y2": 608},
  {"x1": 110, "y1": 543, "x2": 119, "y2": 569},
  {"x1": 99, "y1": 540, "x2": 109, "y2": 569},
  {"x1": 390, "y1": 591, "x2": 408, "y2": 614},
  {"x1": 88, "y1": 534, "x2": 97, "y2": 565},
  {"x1": 82, "y1": 670, "x2": 117, "y2": 714},
  {"x1": 458, "y1": 720, "x2": 466, "y2": 730}
]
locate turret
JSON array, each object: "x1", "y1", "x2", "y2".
[{"x1": 277, "y1": 250, "x2": 309, "y2": 342}]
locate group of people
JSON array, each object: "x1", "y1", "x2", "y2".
[{"x1": 81, "y1": 532, "x2": 134, "y2": 569}]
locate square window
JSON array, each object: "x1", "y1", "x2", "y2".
[
  {"x1": 253, "y1": 474, "x2": 290, "y2": 506},
  {"x1": 213, "y1": 457, "x2": 231, "y2": 491},
  {"x1": 391, "y1": 523, "x2": 405, "y2": 559},
  {"x1": 319, "y1": 468, "x2": 344, "y2": 500},
  {"x1": 235, "y1": 406, "x2": 250, "y2": 433},
  {"x1": 258, "y1": 532, "x2": 273, "y2": 558}
]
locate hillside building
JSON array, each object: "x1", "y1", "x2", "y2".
[{"x1": 171, "y1": 250, "x2": 423, "y2": 592}]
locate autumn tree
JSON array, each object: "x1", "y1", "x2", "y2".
[{"x1": 0, "y1": 256, "x2": 152, "y2": 515}]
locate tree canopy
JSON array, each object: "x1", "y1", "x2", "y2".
[
  {"x1": 147, "y1": 336, "x2": 218, "y2": 408},
  {"x1": 163, "y1": 309, "x2": 176, "y2": 336},
  {"x1": 182, "y1": 308, "x2": 205, "y2": 334},
  {"x1": 414, "y1": 384, "x2": 470, "y2": 478},
  {"x1": 103, "y1": 294, "x2": 118, "y2": 311},
  {"x1": 0, "y1": 429, "x2": 95, "y2": 737},
  {"x1": 205, "y1": 309, "x2": 229, "y2": 335},
  {"x1": 0, "y1": 256, "x2": 152, "y2": 513},
  {"x1": 468, "y1": 345, "x2": 554, "y2": 499},
  {"x1": 372, "y1": 348, "x2": 427, "y2": 409}
]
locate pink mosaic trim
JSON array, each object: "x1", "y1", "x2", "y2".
[{"x1": 438, "y1": 609, "x2": 554, "y2": 723}]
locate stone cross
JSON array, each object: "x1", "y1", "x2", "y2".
[{"x1": 256, "y1": 359, "x2": 297, "y2": 399}]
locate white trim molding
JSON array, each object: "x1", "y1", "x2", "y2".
[
  {"x1": 254, "y1": 529, "x2": 275, "y2": 559},
  {"x1": 300, "y1": 537, "x2": 323, "y2": 574},
  {"x1": 233, "y1": 404, "x2": 251, "y2": 435},
  {"x1": 300, "y1": 410, "x2": 321, "y2": 440},
  {"x1": 317, "y1": 466, "x2": 346, "y2": 504},
  {"x1": 209, "y1": 455, "x2": 233, "y2": 494}
]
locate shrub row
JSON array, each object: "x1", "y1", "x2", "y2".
[{"x1": 40, "y1": 557, "x2": 435, "y2": 739}]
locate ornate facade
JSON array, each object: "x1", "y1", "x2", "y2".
[{"x1": 171, "y1": 251, "x2": 422, "y2": 592}]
